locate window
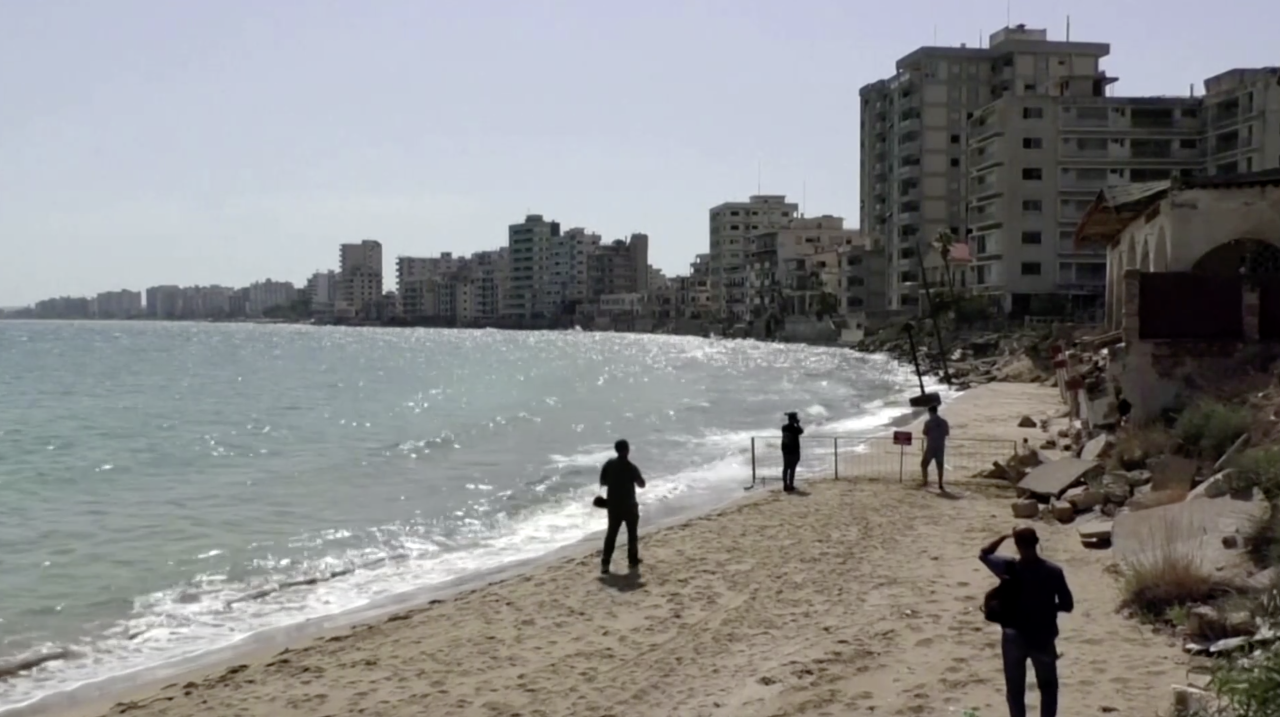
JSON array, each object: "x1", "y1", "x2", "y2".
[
  {"x1": 730, "y1": 210, "x2": 740, "y2": 216},
  {"x1": 1021, "y1": 262, "x2": 1042, "y2": 276},
  {"x1": 1023, "y1": 83, "x2": 1036, "y2": 93},
  {"x1": 1022, "y1": 107, "x2": 1044, "y2": 119},
  {"x1": 950, "y1": 157, "x2": 960, "y2": 167},
  {"x1": 1023, "y1": 137, "x2": 1043, "y2": 149},
  {"x1": 1179, "y1": 138, "x2": 1198, "y2": 149},
  {"x1": 950, "y1": 133, "x2": 961, "y2": 144},
  {"x1": 1021, "y1": 231, "x2": 1042, "y2": 245},
  {"x1": 729, "y1": 224, "x2": 740, "y2": 230},
  {"x1": 1022, "y1": 200, "x2": 1043, "y2": 213},
  {"x1": 1022, "y1": 167, "x2": 1043, "y2": 180},
  {"x1": 1183, "y1": 107, "x2": 1199, "y2": 119}
]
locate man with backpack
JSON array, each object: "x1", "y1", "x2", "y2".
[{"x1": 979, "y1": 527, "x2": 1074, "y2": 717}]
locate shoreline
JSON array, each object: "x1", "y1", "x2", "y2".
[
  {"x1": 4, "y1": 384, "x2": 953, "y2": 717},
  {"x1": 9, "y1": 382, "x2": 1158, "y2": 717}
]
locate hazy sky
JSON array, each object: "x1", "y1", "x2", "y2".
[{"x1": 0, "y1": 0, "x2": 1273, "y2": 305}]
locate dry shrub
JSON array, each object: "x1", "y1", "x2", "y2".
[
  {"x1": 1120, "y1": 514, "x2": 1241, "y2": 622},
  {"x1": 1109, "y1": 424, "x2": 1174, "y2": 471},
  {"x1": 1174, "y1": 400, "x2": 1251, "y2": 460}
]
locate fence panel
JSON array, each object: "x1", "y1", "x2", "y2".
[{"x1": 748, "y1": 435, "x2": 1018, "y2": 488}]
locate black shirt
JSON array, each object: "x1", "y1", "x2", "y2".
[
  {"x1": 781, "y1": 423, "x2": 803, "y2": 455},
  {"x1": 981, "y1": 553, "x2": 1074, "y2": 645},
  {"x1": 600, "y1": 457, "x2": 643, "y2": 509}
]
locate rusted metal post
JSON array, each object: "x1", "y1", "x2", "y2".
[{"x1": 834, "y1": 437, "x2": 839, "y2": 480}]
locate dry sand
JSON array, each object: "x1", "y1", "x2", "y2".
[{"x1": 68, "y1": 383, "x2": 1191, "y2": 717}]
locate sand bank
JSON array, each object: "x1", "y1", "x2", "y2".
[{"x1": 52, "y1": 383, "x2": 1188, "y2": 717}]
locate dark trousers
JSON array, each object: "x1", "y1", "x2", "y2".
[
  {"x1": 1001, "y1": 629, "x2": 1058, "y2": 717},
  {"x1": 602, "y1": 506, "x2": 639, "y2": 569},
  {"x1": 782, "y1": 453, "x2": 800, "y2": 489}
]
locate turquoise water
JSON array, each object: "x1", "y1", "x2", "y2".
[{"x1": 0, "y1": 321, "x2": 920, "y2": 709}]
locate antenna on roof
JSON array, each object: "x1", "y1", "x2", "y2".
[
  {"x1": 802, "y1": 180, "x2": 807, "y2": 218},
  {"x1": 1005, "y1": 0, "x2": 1011, "y2": 27},
  {"x1": 1066, "y1": 15, "x2": 1071, "y2": 41},
  {"x1": 757, "y1": 158, "x2": 762, "y2": 194}
]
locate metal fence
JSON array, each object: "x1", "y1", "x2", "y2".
[{"x1": 747, "y1": 434, "x2": 1018, "y2": 488}]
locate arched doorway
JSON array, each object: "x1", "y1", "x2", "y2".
[{"x1": 1191, "y1": 238, "x2": 1280, "y2": 277}]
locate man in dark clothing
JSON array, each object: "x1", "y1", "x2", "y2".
[
  {"x1": 780, "y1": 412, "x2": 804, "y2": 492},
  {"x1": 599, "y1": 439, "x2": 646, "y2": 574},
  {"x1": 921, "y1": 404, "x2": 949, "y2": 490},
  {"x1": 980, "y1": 527, "x2": 1074, "y2": 717}
]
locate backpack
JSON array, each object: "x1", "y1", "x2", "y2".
[{"x1": 982, "y1": 567, "x2": 1020, "y2": 626}]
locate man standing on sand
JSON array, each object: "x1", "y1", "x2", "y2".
[
  {"x1": 920, "y1": 404, "x2": 950, "y2": 490},
  {"x1": 780, "y1": 412, "x2": 804, "y2": 493},
  {"x1": 599, "y1": 439, "x2": 646, "y2": 574},
  {"x1": 980, "y1": 526, "x2": 1074, "y2": 717}
]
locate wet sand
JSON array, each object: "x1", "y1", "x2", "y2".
[{"x1": 45, "y1": 383, "x2": 1189, "y2": 717}]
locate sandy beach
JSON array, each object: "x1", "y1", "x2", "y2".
[{"x1": 51, "y1": 383, "x2": 1191, "y2": 717}]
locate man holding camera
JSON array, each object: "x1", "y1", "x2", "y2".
[{"x1": 780, "y1": 412, "x2": 804, "y2": 493}]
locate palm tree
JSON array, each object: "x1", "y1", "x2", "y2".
[{"x1": 932, "y1": 229, "x2": 957, "y2": 296}]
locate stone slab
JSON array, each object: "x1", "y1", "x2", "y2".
[
  {"x1": 1112, "y1": 490, "x2": 1269, "y2": 574},
  {"x1": 1077, "y1": 518, "x2": 1113, "y2": 542},
  {"x1": 1017, "y1": 457, "x2": 1103, "y2": 499},
  {"x1": 1080, "y1": 434, "x2": 1110, "y2": 462},
  {"x1": 1148, "y1": 455, "x2": 1198, "y2": 493}
]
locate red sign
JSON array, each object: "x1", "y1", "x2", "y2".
[{"x1": 892, "y1": 431, "x2": 913, "y2": 447}]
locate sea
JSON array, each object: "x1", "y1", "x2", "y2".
[{"x1": 0, "y1": 321, "x2": 932, "y2": 710}]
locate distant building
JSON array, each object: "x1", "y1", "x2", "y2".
[
  {"x1": 247, "y1": 280, "x2": 296, "y2": 316},
  {"x1": 94, "y1": 290, "x2": 142, "y2": 319},
  {"x1": 145, "y1": 285, "x2": 183, "y2": 319},
  {"x1": 338, "y1": 240, "x2": 383, "y2": 319},
  {"x1": 708, "y1": 195, "x2": 800, "y2": 321},
  {"x1": 588, "y1": 233, "x2": 650, "y2": 299}
]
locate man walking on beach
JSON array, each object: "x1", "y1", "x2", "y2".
[
  {"x1": 980, "y1": 527, "x2": 1074, "y2": 717},
  {"x1": 600, "y1": 439, "x2": 646, "y2": 574},
  {"x1": 921, "y1": 404, "x2": 949, "y2": 490},
  {"x1": 780, "y1": 412, "x2": 804, "y2": 493}
]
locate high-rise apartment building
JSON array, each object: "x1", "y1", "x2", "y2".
[
  {"x1": 708, "y1": 195, "x2": 799, "y2": 320},
  {"x1": 588, "y1": 233, "x2": 650, "y2": 298},
  {"x1": 502, "y1": 216, "x2": 601, "y2": 319},
  {"x1": 860, "y1": 25, "x2": 1116, "y2": 312},
  {"x1": 93, "y1": 290, "x2": 142, "y2": 319},
  {"x1": 503, "y1": 214, "x2": 561, "y2": 319},
  {"x1": 338, "y1": 239, "x2": 383, "y2": 318},
  {"x1": 464, "y1": 248, "x2": 507, "y2": 321},
  {"x1": 247, "y1": 279, "x2": 297, "y2": 316},
  {"x1": 543, "y1": 227, "x2": 600, "y2": 314},
  {"x1": 397, "y1": 252, "x2": 464, "y2": 318},
  {"x1": 1202, "y1": 67, "x2": 1280, "y2": 176},
  {"x1": 862, "y1": 28, "x2": 1280, "y2": 315}
]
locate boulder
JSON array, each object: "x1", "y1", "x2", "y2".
[
  {"x1": 1012, "y1": 499, "x2": 1040, "y2": 519},
  {"x1": 1188, "y1": 470, "x2": 1235, "y2": 500},
  {"x1": 1051, "y1": 500, "x2": 1075, "y2": 523},
  {"x1": 1040, "y1": 440, "x2": 1057, "y2": 450},
  {"x1": 1123, "y1": 470, "x2": 1152, "y2": 487},
  {"x1": 1077, "y1": 518, "x2": 1113, "y2": 543},
  {"x1": 1064, "y1": 485, "x2": 1104, "y2": 512},
  {"x1": 1101, "y1": 473, "x2": 1132, "y2": 504},
  {"x1": 1018, "y1": 416, "x2": 1037, "y2": 428}
]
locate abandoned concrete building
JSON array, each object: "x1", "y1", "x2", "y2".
[{"x1": 1075, "y1": 168, "x2": 1280, "y2": 423}]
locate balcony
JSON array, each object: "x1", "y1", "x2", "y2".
[
  {"x1": 1060, "y1": 108, "x2": 1111, "y2": 129},
  {"x1": 896, "y1": 163, "x2": 921, "y2": 179},
  {"x1": 897, "y1": 117, "x2": 922, "y2": 134},
  {"x1": 969, "y1": 205, "x2": 1001, "y2": 227},
  {"x1": 1058, "y1": 173, "x2": 1109, "y2": 192},
  {"x1": 899, "y1": 210, "x2": 920, "y2": 225}
]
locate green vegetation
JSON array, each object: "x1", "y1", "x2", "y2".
[
  {"x1": 1207, "y1": 644, "x2": 1280, "y2": 717},
  {"x1": 1173, "y1": 401, "x2": 1251, "y2": 460},
  {"x1": 1229, "y1": 448, "x2": 1280, "y2": 503}
]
